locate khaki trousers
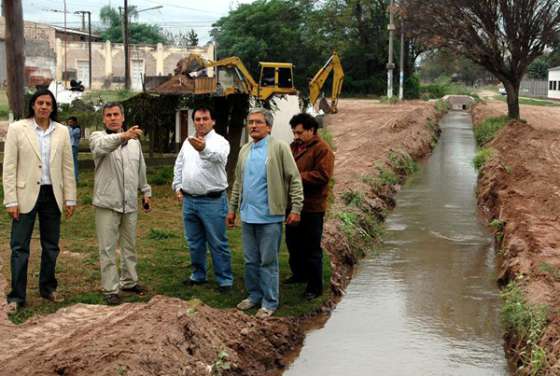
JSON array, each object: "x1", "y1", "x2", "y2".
[{"x1": 95, "y1": 207, "x2": 138, "y2": 295}]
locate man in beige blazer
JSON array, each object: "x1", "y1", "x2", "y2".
[{"x1": 2, "y1": 89, "x2": 76, "y2": 313}]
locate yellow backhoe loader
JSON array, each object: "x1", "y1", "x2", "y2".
[
  {"x1": 308, "y1": 52, "x2": 344, "y2": 114},
  {"x1": 206, "y1": 57, "x2": 297, "y2": 101}
]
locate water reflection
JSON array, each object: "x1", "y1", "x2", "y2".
[{"x1": 285, "y1": 112, "x2": 509, "y2": 376}]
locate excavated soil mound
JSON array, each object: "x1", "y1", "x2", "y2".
[
  {"x1": 0, "y1": 296, "x2": 302, "y2": 376},
  {"x1": 474, "y1": 102, "x2": 560, "y2": 373}
]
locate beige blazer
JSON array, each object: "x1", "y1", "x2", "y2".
[{"x1": 2, "y1": 118, "x2": 76, "y2": 214}]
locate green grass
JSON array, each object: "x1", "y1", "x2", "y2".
[
  {"x1": 0, "y1": 169, "x2": 332, "y2": 323},
  {"x1": 501, "y1": 281, "x2": 548, "y2": 375},
  {"x1": 473, "y1": 148, "x2": 493, "y2": 170},
  {"x1": 493, "y1": 95, "x2": 560, "y2": 107},
  {"x1": 0, "y1": 89, "x2": 9, "y2": 120},
  {"x1": 474, "y1": 116, "x2": 510, "y2": 146},
  {"x1": 80, "y1": 89, "x2": 136, "y2": 105}
]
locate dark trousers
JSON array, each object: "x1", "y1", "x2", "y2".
[
  {"x1": 7, "y1": 185, "x2": 61, "y2": 305},
  {"x1": 285, "y1": 212, "x2": 325, "y2": 295}
]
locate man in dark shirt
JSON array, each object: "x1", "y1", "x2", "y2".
[{"x1": 285, "y1": 113, "x2": 335, "y2": 300}]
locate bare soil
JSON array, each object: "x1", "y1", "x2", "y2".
[
  {"x1": 474, "y1": 101, "x2": 560, "y2": 374},
  {"x1": 0, "y1": 99, "x2": 440, "y2": 375}
]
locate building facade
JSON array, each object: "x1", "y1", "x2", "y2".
[
  {"x1": 548, "y1": 67, "x2": 560, "y2": 100},
  {"x1": 56, "y1": 40, "x2": 215, "y2": 91}
]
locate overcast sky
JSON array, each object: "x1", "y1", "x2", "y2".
[{"x1": 21, "y1": 0, "x2": 253, "y2": 44}]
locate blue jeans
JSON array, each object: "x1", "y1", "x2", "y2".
[
  {"x1": 72, "y1": 145, "x2": 79, "y2": 184},
  {"x1": 182, "y1": 193, "x2": 233, "y2": 287},
  {"x1": 242, "y1": 222, "x2": 283, "y2": 311}
]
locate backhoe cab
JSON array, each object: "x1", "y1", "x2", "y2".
[{"x1": 206, "y1": 57, "x2": 297, "y2": 101}]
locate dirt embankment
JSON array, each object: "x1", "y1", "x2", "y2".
[
  {"x1": 473, "y1": 102, "x2": 560, "y2": 374},
  {"x1": 0, "y1": 99, "x2": 441, "y2": 375}
]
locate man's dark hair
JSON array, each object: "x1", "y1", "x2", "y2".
[
  {"x1": 289, "y1": 113, "x2": 319, "y2": 134},
  {"x1": 192, "y1": 106, "x2": 215, "y2": 121},
  {"x1": 27, "y1": 89, "x2": 58, "y2": 122},
  {"x1": 68, "y1": 116, "x2": 78, "y2": 123}
]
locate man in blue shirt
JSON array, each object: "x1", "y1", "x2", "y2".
[
  {"x1": 228, "y1": 108, "x2": 303, "y2": 318},
  {"x1": 67, "y1": 116, "x2": 81, "y2": 184}
]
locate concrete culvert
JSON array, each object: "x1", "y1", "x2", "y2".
[{"x1": 443, "y1": 95, "x2": 475, "y2": 111}]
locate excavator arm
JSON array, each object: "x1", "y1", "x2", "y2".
[
  {"x1": 206, "y1": 57, "x2": 259, "y2": 97},
  {"x1": 309, "y1": 52, "x2": 344, "y2": 113}
]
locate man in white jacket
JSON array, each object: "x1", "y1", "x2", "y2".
[{"x1": 89, "y1": 102, "x2": 151, "y2": 305}]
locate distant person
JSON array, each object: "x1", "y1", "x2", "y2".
[
  {"x1": 67, "y1": 116, "x2": 81, "y2": 184},
  {"x1": 172, "y1": 106, "x2": 233, "y2": 292},
  {"x1": 285, "y1": 113, "x2": 334, "y2": 300},
  {"x1": 227, "y1": 108, "x2": 303, "y2": 318},
  {"x1": 3, "y1": 89, "x2": 76, "y2": 313},
  {"x1": 89, "y1": 102, "x2": 152, "y2": 305}
]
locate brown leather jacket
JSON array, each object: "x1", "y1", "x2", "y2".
[{"x1": 290, "y1": 134, "x2": 335, "y2": 213}]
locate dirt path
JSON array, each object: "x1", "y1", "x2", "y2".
[
  {"x1": 474, "y1": 101, "x2": 560, "y2": 374},
  {"x1": 0, "y1": 99, "x2": 440, "y2": 375}
]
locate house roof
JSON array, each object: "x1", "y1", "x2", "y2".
[{"x1": 549, "y1": 66, "x2": 560, "y2": 72}]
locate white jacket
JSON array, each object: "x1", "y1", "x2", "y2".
[{"x1": 89, "y1": 131, "x2": 151, "y2": 213}]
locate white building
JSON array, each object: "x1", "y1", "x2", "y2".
[{"x1": 548, "y1": 66, "x2": 560, "y2": 100}]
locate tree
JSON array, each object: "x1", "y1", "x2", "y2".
[
  {"x1": 187, "y1": 29, "x2": 199, "y2": 47},
  {"x1": 98, "y1": 5, "x2": 167, "y2": 44},
  {"x1": 402, "y1": 0, "x2": 560, "y2": 119},
  {"x1": 527, "y1": 56, "x2": 549, "y2": 79}
]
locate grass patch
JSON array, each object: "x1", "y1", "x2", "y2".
[
  {"x1": 473, "y1": 148, "x2": 494, "y2": 170},
  {"x1": 0, "y1": 169, "x2": 331, "y2": 323},
  {"x1": 377, "y1": 165, "x2": 399, "y2": 185},
  {"x1": 538, "y1": 262, "x2": 560, "y2": 281},
  {"x1": 501, "y1": 281, "x2": 548, "y2": 375},
  {"x1": 379, "y1": 96, "x2": 399, "y2": 104},
  {"x1": 318, "y1": 128, "x2": 336, "y2": 151},
  {"x1": 341, "y1": 190, "x2": 364, "y2": 208},
  {"x1": 474, "y1": 116, "x2": 509, "y2": 146},
  {"x1": 493, "y1": 95, "x2": 560, "y2": 107},
  {"x1": 388, "y1": 151, "x2": 418, "y2": 175}
]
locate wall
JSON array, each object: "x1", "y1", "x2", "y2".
[
  {"x1": 520, "y1": 79, "x2": 548, "y2": 98},
  {"x1": 56, "y1": 40, "x2": 216, "y2": 91},
  {"x1": 548, "y1": 70, "x2": 560, "y2": 100}
]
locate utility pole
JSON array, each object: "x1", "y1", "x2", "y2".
[
  {"x1": 124, "y1": 0, "x2": 130, "y2": 90},
  {"x1": 3, "y1": 0, "x2": 25, "y2": 119},
  {"x1": 75, "y1": 10, "x2": 92, "y2": 88},
  {"x1": 399, "y1": 22, "x2": 404, "y2": 100},
  {"x1": 386, "y1": 0, "x2": 395, "y2": 98}
]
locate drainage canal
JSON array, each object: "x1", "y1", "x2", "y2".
[{"x1": 285, "y1": 111, "x2": 510, "y2": 375}]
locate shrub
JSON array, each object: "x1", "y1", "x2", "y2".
[{"x1": 148, "y1": 166, "x2": 174, "y2": 185}]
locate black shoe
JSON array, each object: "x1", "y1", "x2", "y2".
[
  {"x1": 217, "y1": 285, "x2": 232, "y2": 293},
  {"x1": 182, "y1": 278, "x2": 207, "y2": 286},
  {"x1": 105, "y1": 294, "x2": 121, "y2": 305},
  {"x1": 121, "y1": 284, "x2": 146, "y2": 296},
  {"x1": 304, "y1": 291, "x2": 321, "y2": 301},
  {"x1": 284, "y1": 276, "x2": 306, "y2": 284}
]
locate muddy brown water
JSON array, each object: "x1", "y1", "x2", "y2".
[{"x1": 285, "y1": 111, "x2": 511, "y2": 375}]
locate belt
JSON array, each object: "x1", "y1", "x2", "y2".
[{"x1": 181, "y1": 189, "x2": 224, "y2": 199}]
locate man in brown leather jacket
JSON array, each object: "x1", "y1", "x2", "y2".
[{"x1": 285, "y1": 113, "x2": 335, "y2": 300}]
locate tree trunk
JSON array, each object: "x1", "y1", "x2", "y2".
[
  {"x1": 503, "y1": 79, "x2": 520, "y2": 119},
  {"x1": 4, "y1": 0, "x2": 25, "y2": 119}
]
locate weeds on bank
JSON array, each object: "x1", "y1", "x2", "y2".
[
  {"x1": 211, "y1": 350, "x2": 231, "y2": 376},
  {"x1": 388, "y1": 151, "x2": 418, "y2": 175},
  {"x1": 473, "y1": 148, "x2": 494, "y2": 170},
  {"x1": 501, "y1": 281, "x2": 548, "y2": 375},
  {"x1": 379, "y1": 96, "x2": 399, "y2": 104},
  {"x1": 490, "y1": 218, "x2": 505, "y2": 244},
  {"x1": 538, "y1": 262, "x2": 560, "y2": 281},
  {"x1": 474, "y1": 116, "x2": 509, "y2": 146},
  {"x1": 434, "y1": 99, "x2": 449, "y2": 115}
]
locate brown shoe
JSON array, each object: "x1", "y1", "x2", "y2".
[{"x1": 41, "y1": 292, "x2": 64, "y2": 303}]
